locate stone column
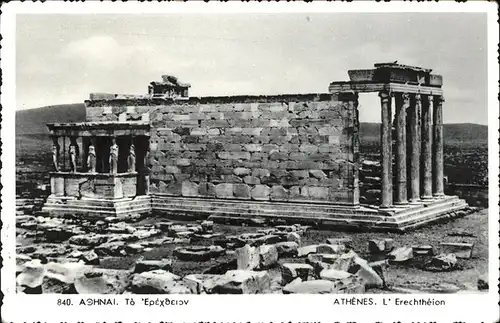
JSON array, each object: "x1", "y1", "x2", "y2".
[
  {"x1": 421, "y1": 95, "x2": 434, "y2": 200},
  {"x1": 128, "y1": 137, "x2": 137, "y2": 172},
  {"x1": 51, "y1": 136, "x2": 60, "y2": 172},
  {"x1": 379, "y1": 90, "x2": 393, "y2": 208},
  {"x1": 87, "y1": 137, "x2": 97, "y2": 173},
  {"x1": 394, "y1": 93, "x2": 409, "y2": 205},
  {"x1": 109, "y1": 137, "x2": 119, "y2": 174},
  {"x1": 433, "y1": 95, "x2": 445, "y2": 197},
  {"x1": 69, "y1": 136, "x2": 79, "y2": 172},
  {"x1": 408, "y1": 94, "x2": 422, "y2": 203}
]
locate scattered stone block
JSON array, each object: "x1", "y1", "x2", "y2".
[
  {"x1": 69, "y1": 234, "x2": 108, "y2": 246},
  {"x1": 81, "y1": 251, "x2": 99, "y2": 265},
  {"x1": 275, "y1": 241, "x2": 299, "y2": 257},
  {"x1": 439, "y1": 242, "x2": 474, "y2": 259},
  {"x1": 236, "y1": 245, "x2": 259, "y2": 270},
  {"x1": 326, "y1": 238, "x2": 353, "y2": 249},
  {"x1": 183, "y1": 274, "x2": 221, "y2": 294},
  {"x1": 352, "y1": 257, "x2": 384, "y2": 289},
  {"x1": 281, "y1": 263, "x2": 313, "y2": 285},
  {"x1": 259, "y1": 244, "x2": 279, "y2": 268},
  {"x1": 134, "y1": 259, "x2": 173, "y2": 274},
  {"x1": 316, "y1": 244, "x2": 346, "y2": 254},
  {"x1": 388, "y1": 247, "x2": 413, "y2": 262},
  {"x1": 129, "y1": 270, "x2": 191, "y2": 294},
  {"x1": 74, "y1": 269, "x2": 129, "y2": 294},
  {"x1": 368, "y1": 238, "x2": 394, "y2": 254},
  {"x1": 209, "y1": 270, "x2": 270, "y2": 294},
  {"x1": 17, "y1": 260, "x2": 46, "y2": 289},
  {"x1": 287, "y1": 232, "x2": 301, "y2": 246},
  {"x1": 173, "y1": 245, "x2": 225, "y2": 262},
  {"x1": 424, "y1": 253, "x2": 458, "y2": 272},
  {"x1": 201, "y1": 220, "x2": 214, "y2": 232},
  {"x1": 125, "y1": 243, "x2": 144, "y2": 254},
  {"x1": 319, "y1": 269, "x2": 352, "y2": 282},
  {"x1": 297, "y1": 245, "x2": 318, "y2": 257},
  {"x1": 412, "y1": 245, "x2": 434, "y2": 256},
  {"x1": 283, "y1": 279, "x2": 338, "y2": 294}
]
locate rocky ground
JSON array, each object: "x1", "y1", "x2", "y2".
[{"x1": 15, "y1": 198, "x2": 489, "y2": 294}]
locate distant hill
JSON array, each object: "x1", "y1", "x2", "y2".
[
  {"x1": 359, "y1": 122, "x2": 488, "y2": 146},
  {"x1": 15, "y1": 103, "x2": 487, "y2": 146},
  {"x1": 16, "y1": 103, "x2": 86, "y2": 135}
]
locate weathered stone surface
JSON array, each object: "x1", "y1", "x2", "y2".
[
  {"x1": 183, "y1": 274, "x2": 221, "y2": 294},
  {"x1": 236, "y1": 245, "x2": 260, "y2": 270},
  {"x1": 69, "y1": 234, "x2": 108, "y2": 246},
  {"x1": 182, "y1": 181, "x2": 199, "y2": 197},
  {"x1": 75, "y1": 269, "x2": 130, "y2": 294},
  {"x1": 201, "y1": 220, "x2": 214, "y2": 232},
  {"x1": 259, "y1": 244, "x2": 279, "y2": 268},
  {"x1": 210, "y1": 270, "x2": 271, "y2": 294},
  {"x1": 412, "y1": 245, "x2": 434, "y2": 256},
  {"x1": 316, "y1": 244, "x2": 346, "y2": 254},
  {"x1": 319, "y1": 269, "x2": 352, "y2": 282},
  {"x1": 251, "y1": 185, "x2": 270, "y2": 200},
  {"x1": 281, "y1": 263, "x2": 313, "y2": 285},
  {"x1": 275, "y1": 241, "x2": 299, "y2": 257},
  {"x1": 297, "y1": 245, "x2": 318, "y2": 257},
  {"x1": 326, "y1": 238, "x2": 353, "y2": 249},
  {"x1": 424, "y1": 253, "x2": 458, "y2": 272},
  {"x1": 174, "y1": 245, "x2": 225, "y2": 262},
  {"x1": 287, "y1": 232, "x2": 301, "y2": 246},
  {"x1": 129, "y1": 270, "x2": 191, "y2": 294},
  {"x1": 233, "y1": 184, "x2": 251, "y2": 199},
  {"x1": 439, "y1": 242, "x2": 474, "y2": 259},
  {"x1": 368, "y1": 239, "x2": 394, "y2": 254},
  {"x1": 81, "y1": 251, "x2": 99, "y2": 265},
  {"x1": 17, "y1": 260, "x2": 46, "y2": 289},
  {"x1": 134, "y1": 259, "x2": 173, "y2": 273},
  {"x1": 283, "y1": 279, "x2": 338, "y2": 294},
  {"x1": 215, "y1": 183, "x2": 233, "y2": 198},
  {"x1": 94, "y1": 241, "x2": 127, "y2": 257},
  {"x1": 388, "y1": 247, "x2": 413, "y2": 262},
  {"x1": 352, "y1": 257, "x2": 384, "y2": 289}
]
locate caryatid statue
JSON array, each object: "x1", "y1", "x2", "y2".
[
  {"x1": 127, "y1": 144, "x2": 136, "y2": 172},
  {"x1": 109, "y1": 138, "x2": 119, "y2": 174},
  {"x1": 51, "y1": 137, "x2": 60, "y2": 171},
  {"x1": 87, "y1": 145, "x2": 97, "y2": 173},
  {"x1": 69, "y1": 145, "x2": 77, "y2": 172}
]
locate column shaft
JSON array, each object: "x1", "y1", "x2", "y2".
[
  {"x1": 421, "y1": 95, "x2": 433, "y2": 199},
  {"x1": 409, "y1": 94, "x2": 421, "y2": 202},
  {"x1": 433, "y1": 96, "x2": 445, "y2": 196},
  {"x1": 394, "y1": 93, "x2": 409, "y2": 205},
  {"x1": 379, "y1": 91, "x2": 393, "y2": 208}
]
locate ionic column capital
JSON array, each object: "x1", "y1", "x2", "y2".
[
  {"x1": 414, "y1": 93, "x2": 422, "y2": 101},
  {"x1": 426, "y1": 95, "x2": 434, "y2": 103}
]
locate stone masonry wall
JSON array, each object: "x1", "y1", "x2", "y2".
[{"x1": 85, "y1": 94, "x2": 360, "y2": 205}]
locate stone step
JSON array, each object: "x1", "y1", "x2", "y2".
[
  {"x1": 151, "y1": 203, "x2": 389, "y2": 222},
  {"x1": 153, "y1": 204, "x2": 391, "y2": 222},
  {"x1": 41, "y1": 206, "x2": 152, "y2": 218},
  {"x1": 152, "y1": 196, "x2": 372, "y2": 215}
]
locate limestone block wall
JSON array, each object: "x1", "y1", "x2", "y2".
[{"x1": 85, "y1": 93, "x2": 360, "y2": 205}]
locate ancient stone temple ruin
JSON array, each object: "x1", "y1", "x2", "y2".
[{"x1": 42, "y1": 64, "x2": 468, "y2": 231}]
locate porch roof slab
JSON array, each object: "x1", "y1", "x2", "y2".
[
  {"x1": 328, "y1": 82, "x2": 443, "y2": 96},
  {"x1": 46, "y1": 121, "x2": 150, "y2": 137}
]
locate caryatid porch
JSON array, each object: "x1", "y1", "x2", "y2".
[
  {"x1": 46, "y1": 122, "x2": 151, "y2": 200},
  {"x1": 329, "y1": 63, "x2": 446, "y2": 211}
]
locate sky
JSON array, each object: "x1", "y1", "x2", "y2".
[{"x1": 16, "y1": 13, "x2": 488, "y2": 124}]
